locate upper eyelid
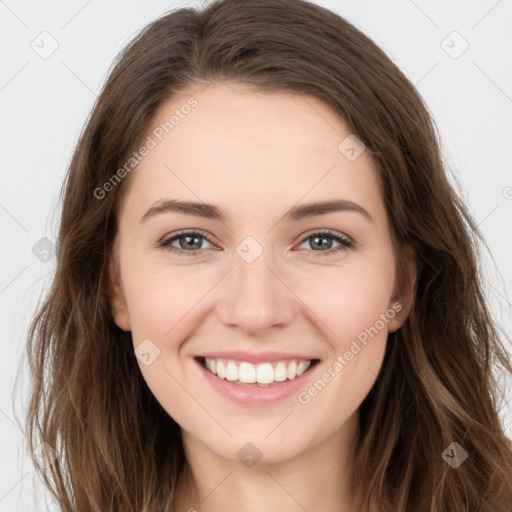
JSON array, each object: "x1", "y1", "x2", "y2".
[
  {"x1": 162, "y1": 229, "x2": 215, "y2": 244},
  {"x1": 298, "y1": 228, "x2": 352, "y2": 242}
]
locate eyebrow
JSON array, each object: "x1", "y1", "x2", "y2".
[{"x1": 140, "y1": 198, "x2": 374, "y2": 224}]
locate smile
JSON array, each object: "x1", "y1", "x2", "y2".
[
  {"x1": 203, "y1": 357, "x2": 313, "y2": 386},
  {"x1": 195, "y1": 355, "x2": 320, "y2": 404}
]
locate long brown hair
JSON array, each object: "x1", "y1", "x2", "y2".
[{"x1": 17, "y1": 0, "x2": 512, "y2": 510}]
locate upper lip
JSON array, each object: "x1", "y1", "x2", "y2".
[{"x1": 197, "y1": 351, "x2": 318, "y2": 364}]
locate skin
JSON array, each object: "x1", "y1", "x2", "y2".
[{"x1": 107, "y1": 81, "x2": 416, "y2": 512}]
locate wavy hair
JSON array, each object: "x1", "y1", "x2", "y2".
[{"x1": 17, "y1": 0, "x2": 512, "y2": 510}]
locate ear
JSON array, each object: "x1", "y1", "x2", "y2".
[
  {"x1": 104, "y1": 252, "x2": 131, "y2": 332},
  {"x1": 387, "y1": 245, "x2": 417, "y2": 333}
]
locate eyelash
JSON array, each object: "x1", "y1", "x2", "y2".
[{"x1": 157, "y1": 228, "x2": 354, "y2": 258}]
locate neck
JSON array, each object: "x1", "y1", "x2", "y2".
[{"x1": 172, "y1": 412, "x2": 363, "y2": 512}]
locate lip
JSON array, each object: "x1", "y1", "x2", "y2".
[
  {"x1": 194, "y1": 356, "x2": 321, "y2": 405},
  {"x1": 196, "y1": 350, "x2": 314, "y2": 365}
]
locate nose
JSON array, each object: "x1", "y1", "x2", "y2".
[{"x1": 216, "y1": 245, "x2": 296, "y2": 335}]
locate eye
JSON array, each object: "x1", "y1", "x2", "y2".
[
  {"x1": 158, "y1": 230, "x2": 215, "y2": 256},
  {"x1": 296, "y1": 229, "x2": 354, "y2": 257}
]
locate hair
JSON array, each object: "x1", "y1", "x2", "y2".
[{"x1": 16, "y1": 0, "x2": 512, "y2": 510}]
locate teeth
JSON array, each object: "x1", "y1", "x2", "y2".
[
  {"x1": 296, "y1": 361, "x2": 310, "y2": 376},
  {"x1": 203, "y1": 358, "x2": 313, "y2": 385},
  {"x1": 287, "y1": 361, "x2": 297, "y2": 380},
  {"x1": 239, "y1": 362, "x2": 256, "y2": 383},
  {"x1": 216, "y1": 360, "x2": 226, "y2": 379},
  {"x1": 256, "y1": 363, "x2": 274, "y2": 384},
  {"x1": 274, "y1": 362, "x2": 287, "y2": 382}
]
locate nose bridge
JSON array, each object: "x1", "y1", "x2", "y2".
[{"x1": 217, "y1": 235, "x2": 295, "y2": 331}]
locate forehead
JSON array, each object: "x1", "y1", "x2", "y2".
[{"x1": 122, "y1": 81, "x2": 384, "y2": 223}]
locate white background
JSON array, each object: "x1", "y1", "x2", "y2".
[{"x1": 0, "y1": 0, "x2": 511, "y2": 510}]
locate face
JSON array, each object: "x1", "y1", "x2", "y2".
[{"x1": 107, "y1": 81, "x2": 414, "y2": 464}]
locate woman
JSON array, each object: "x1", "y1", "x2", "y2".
[{"x1": 21, "y1": 0, "x2": 512, "y2": 510}]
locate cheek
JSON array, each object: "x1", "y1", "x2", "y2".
[
  {"x1": 294, "y1": 259, "x2": 396, "y2": 344},
  {"x1": 121, "y1": 252, "x2": 205, "y2": 342}
]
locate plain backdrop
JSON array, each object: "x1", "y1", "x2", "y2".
[{"x1": 0, "y1": 0, "x2": 511, "y2": 510}]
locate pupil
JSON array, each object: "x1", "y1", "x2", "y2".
[
  {"x1": 182, "y1": 235, "x2": 201, "y2": 250},
  {"x1": 312, "y1": 235, "x2": 331, "y2": 250}
]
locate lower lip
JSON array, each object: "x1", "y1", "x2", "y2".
[{"x1": 195, "y1": 358, "x2": 319, "y2": 405}]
